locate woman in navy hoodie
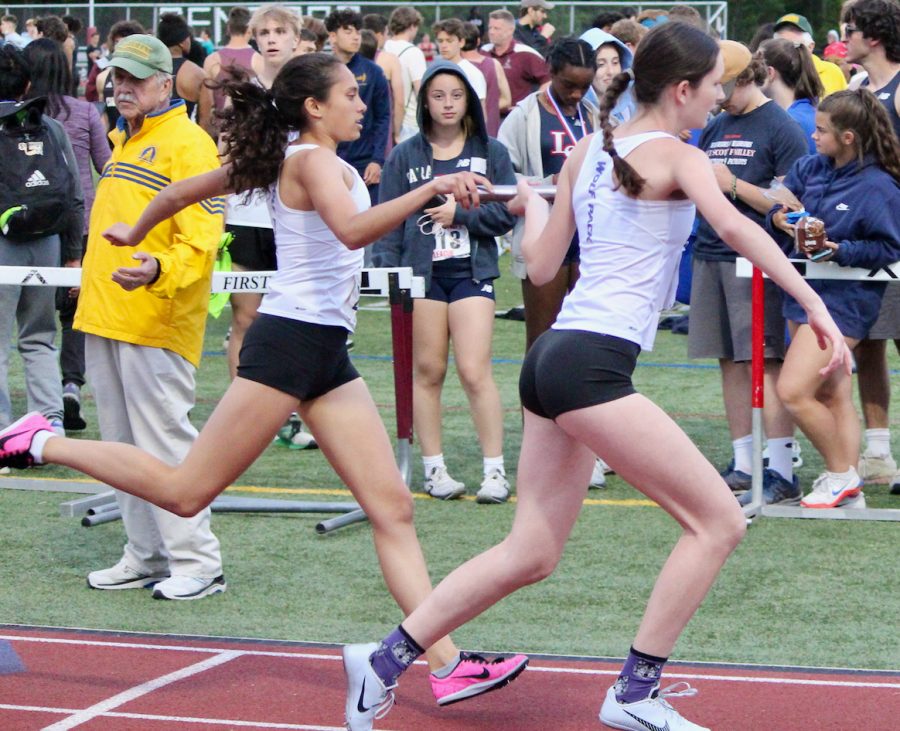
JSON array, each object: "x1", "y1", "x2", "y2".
[
  {"x1": 373, "y1": 60, "x2": 516, "y2": 504},
  {"x1": 771, "y1": 88, "x2": 900, "y2": 509}
]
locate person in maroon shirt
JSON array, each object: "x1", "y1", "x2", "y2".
[{"x1": 483, "y1": 9, "x2": 549, "y2": 113}]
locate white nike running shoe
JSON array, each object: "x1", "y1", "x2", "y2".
[
  {"x1": 599, "y1": 683, "x2": 709, "y2": 731},
  {"x1": 801, "y1": 468, "x2": 863, "y2": 508},
  {"x1": 343, "y1": 642, "x2": 396, "y2": 731}
]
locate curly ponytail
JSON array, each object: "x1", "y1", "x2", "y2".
[
  {"x1": 599, "y1": 69, "x2": 646, "y2": 196},
  {"x1": 216, "y1": 53, "x2": 344, "y2": 194},
  {"x1": 820, "y1": 88, "x2": 900, "y2": 182}
]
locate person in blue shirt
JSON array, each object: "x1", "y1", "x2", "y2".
[
  {"x1": 758, "y1": 37, "x2": 823, "y2": 153},
  {"x1": 770, "y1": 88, "x2": 900, "y2": 509},
  {"x1": 325, "y1": 8, "x2": 390, "y2": 205}
]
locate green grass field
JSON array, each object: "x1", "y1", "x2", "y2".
[{"x1": 1, "y1": 270, "x2": 898, "y2": 671}]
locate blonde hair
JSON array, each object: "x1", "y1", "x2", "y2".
[{"x1": 250, "y1": 4, "x2": 301, "y2": 38}]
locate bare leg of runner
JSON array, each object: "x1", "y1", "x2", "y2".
[
  {"x1": 400, "y1": 396, "x2": 745, "y2": 655},
  {"x1": 39, "y1": 376, "x2": 458, "y2": 668}
]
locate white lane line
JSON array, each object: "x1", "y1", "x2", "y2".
[
  {"x1": 41, "y1": 650, "x2": 242, "y2": 730},
  {"x1": 527, "y1": 665, "x2": 900, "y2": 689},
  {"x1": 0, "y1": 705, "x2": 348, "y2": 730},
  {"x1": 3, "y1": 634, "x2": 897, "y2": 691},
  {"x1": 0, "y1": 634, "x2": 339, "y2": 660}
]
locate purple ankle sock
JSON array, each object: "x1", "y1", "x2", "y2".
[
  {"x1": 370, "y1": 625, "x2": 424, "y2": 687},
  {"x1": 614, "y1": 646, "x2": 667, "y2": 704}
]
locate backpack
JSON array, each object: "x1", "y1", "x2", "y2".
[{"x1": 0, "y1": 97, "x2": 73, "y2": 241}]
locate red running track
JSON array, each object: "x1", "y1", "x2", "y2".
[{"x1": 0, "y1": 626, "x2": 898, "y2": 730}]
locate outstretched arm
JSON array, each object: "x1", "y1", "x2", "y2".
[
  {"x1": 294, "y1": 147, "x2": 491, "y2": 250},
  {"x1": 103, "y1": 166, "x2": 234, "y2": 246}
]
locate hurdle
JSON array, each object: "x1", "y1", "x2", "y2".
[
  {"x1": 736, "y1": 257, "x2": 900, "y2": 523},
  {"x1": 0, "y1": 265, "x2": 424, "y2": 534}
]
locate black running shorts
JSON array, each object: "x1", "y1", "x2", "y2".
[
  {"x1": 519, "y1": 329, "x2": 640, "y2": 420},
  {"x1": 226, "y1": 224, "x2": 277, "y2": 271},
  {"x1": 237, "y1": 314, "x2": 359, "y2": 401}
]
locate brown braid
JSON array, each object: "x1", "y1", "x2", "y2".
[
  {"x1": 820, "y1": 88, "x2": 900, "y2": 182},
  {"x1": 598, "y1": 22, "x2": 719, "y2": 196},
  {"x1": 600, "y1": 70, "x2": 646, "y2": 196}
]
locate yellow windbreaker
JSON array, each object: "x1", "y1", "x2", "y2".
[{"x1": 75, "y1": 102, "x2": 225, "y2": 367}]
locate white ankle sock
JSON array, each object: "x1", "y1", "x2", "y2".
[
  {"x1": 30, "y1": 429, "x2": 55, "y2": 464},
  {"x1": 828, "y1": 467, "x2": 858, "y2": 480},
  {"x1": 732, "y1": 435, "x2": 753, "y2": 474},
  {"x1": 423, "y1": 454, "x2": 445, "y2": 476},
  {"x1": 483, "y1": 455, "x2": 505, "y2": 477},
  {"x1": 766, "y1": 437, "x2": 793, "y2": 481},
  {"x1": 864, "y1": 429, "x2": 891, "y2": 458}
]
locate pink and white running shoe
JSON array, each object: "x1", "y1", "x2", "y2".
[
  {"x1": 430, "y1": 652, "x2": 529, "y2": 706},
  {"x1": 0, "y1": 412, "x2": 53, "y2": 469}
]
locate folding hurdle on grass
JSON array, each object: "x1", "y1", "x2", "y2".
[
  {"x1": 0, "y1": 265, "x2": 424, "y2": 534},
  {"x1": 736, "y1": 257, "x2": 900, "y2": 523}
]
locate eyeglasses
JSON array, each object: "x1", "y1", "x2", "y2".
[{"x1": 844, "y1": 24, "x2": 860, "y2": 36}]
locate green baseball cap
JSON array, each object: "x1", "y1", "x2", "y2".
[
  {"x1": 109, "y1": 34, "x2": 173, "y2": 79},
  {"x1": 774, "y1": 13, "x2": 814, "y2": 37}
]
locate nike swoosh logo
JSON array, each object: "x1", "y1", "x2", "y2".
[
  {"x1": 624, "y1": 710, "x2": 670, "y2": 731},
  {"x1": 357, "y1": 677, "x2": 371, "y2": 713},
  {"x1": 457, "y1": 669, "x2": 491, "y2": 680},
  {"x1": 0, "y1": 430, "x2": 28, "y2": 451},
  {"x1": 832, "y1": 485, "x2": 858, "y2": 497}
]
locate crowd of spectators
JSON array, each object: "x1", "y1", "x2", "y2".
[{"x1": 2, "y1": 1, "x2": 899, "y2": 508}]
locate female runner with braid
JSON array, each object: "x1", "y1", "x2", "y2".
[{"x1": 341, "y1": 22, "x2": 850, "y2": 731}]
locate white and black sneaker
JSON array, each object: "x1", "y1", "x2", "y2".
[
  {"x1": 343, "y1": 642, "x2": 396, "y2": 731},
  {"x1": 87, "y1": 558, "x2": 168, "y2": 590},
  {"x1": 476, "y1": 469, "x2": 510, "y2": 503},
  {"x1": 152, "y1": 574, "x2": 226, "y2": 600},
  {"x1": 424, "y1": 466, "x2": 466, "y2": 500},
  {"x1": 599, "y1": 683, "x2": 709, "y2": 731}
]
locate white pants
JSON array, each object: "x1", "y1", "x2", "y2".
[{"x1": 86, "y1": 335, "x2": 223, "y2": 578}]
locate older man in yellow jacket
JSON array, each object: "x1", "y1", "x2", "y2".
[{"x1": 75, "y1": 35, "x2": 227, "y2": 601}]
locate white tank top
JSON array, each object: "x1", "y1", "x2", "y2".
[
  {"x1": 225, "y1": 129, "x2": 300, "y2": 229},
  {"x1": 554, "y1": 131, "x2": 696, "y2": 351},
  {"x1": 257, "y1": 144, "x2": 368, "y2": 331},
  {"x1": 226, "y1": 189, "x2": 273, "y2": 228}
]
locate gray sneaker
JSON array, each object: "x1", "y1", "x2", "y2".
[
  {"x1": 152, "y1": 574, "x2": 226, "y2": 600},
  {"x1": 87, "y1": 558, "x2": 167, "y2": 590},
  {"x1": 859, "y1": 450, "x2": 897, "y2": 484}
]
